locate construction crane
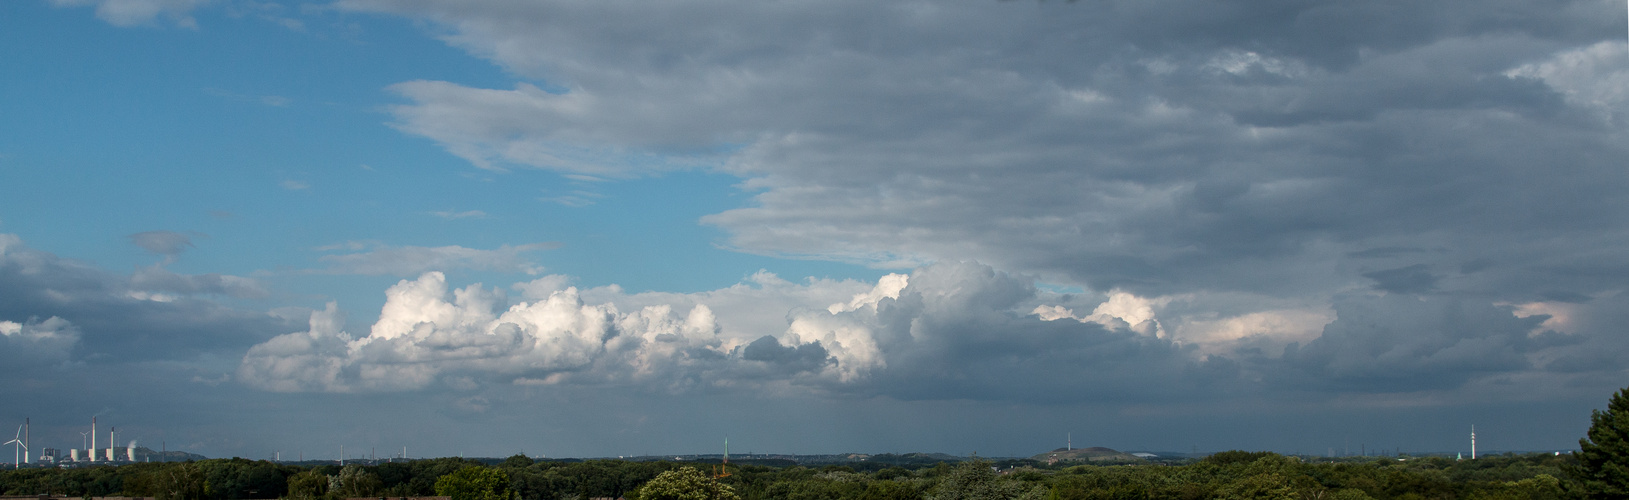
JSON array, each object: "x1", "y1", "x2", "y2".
[{"x1": 713, "y1": 437, "x2": 731, "y2": 479}]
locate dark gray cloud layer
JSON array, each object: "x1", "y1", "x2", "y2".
[
  {"x1": 0, "y1": 235, "x2": 289, "y2": 362},
  {"x1": 317, "y1": 0, "x2": 1629, "y2": 451},
  {"x1": 1280, "y1": 295, "x2": 1561, "y2": 392},
  {"x1": 346, "y1": 0, "x2": 1629, "y2": 308}
]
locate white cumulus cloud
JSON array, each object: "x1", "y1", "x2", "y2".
[{"x1": 239, "y1": 271, "x2": 730, "y2": 392}]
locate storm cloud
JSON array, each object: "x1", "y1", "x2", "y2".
[
  {"x1": 13, "y1": 0, "x2": 1629, "y2": 458},
  {"x1": 348, "y1": 0, "x2": 1629, "y2": 305},
  {"x1": 0, "y1": 234, "x2": 288, "y2": 361}
]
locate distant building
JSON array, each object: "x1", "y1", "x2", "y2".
[{"x1": 1132, "y1": 453, "x2": 1157, "y2": 458}]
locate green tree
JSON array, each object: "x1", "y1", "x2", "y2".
[
  {"x1": 1572, "y1": 387, "x2": 1629, "y2": 499},
  {"x1": 633, "y1": 467, "x2": 739, "y2": 500},
  {"x1": 861, "y1": 480, "x2": 928, "y2": 500},
  {"x1": 286, "y1": 469, "x2": 328, "y2": 500},
  {"x1": 154, "y1": 463, "x2": 210, "y2": 500},
  {"x1": 875, "y1": 467, "x2": 913, "y2": 481},
  {"x1": 1327, "y1": 490, "x2": 1374, "y2": 500},
  {"x1": 1204, "y1": 451, "x2": 1278, "y2": 466},
  {"x1": 927, "y1": 461, "x2": 1042, "y2": 500},
  {"x1": 499, "y1": 454, "x2": 534, "y2": 469},
  {"x1": 1214, "y1": 473, "x2": 1295, "y2": 500},
  {"x1": 434, "y1": 466, "x2": 516, "y2": 500},
  {"x1": 332, "y1": 464, "x2": 384, "y2": 498}
]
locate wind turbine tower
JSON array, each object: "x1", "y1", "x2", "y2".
[
  {"x1": 5, "y1": 426, "x2": 19, "y2": 469},
  {"x1": 4, "y1": 427, "x2": 14, "y2": 468},
  {"x1": 23, "y1": 418, "x2": 28, "y2": 465}
]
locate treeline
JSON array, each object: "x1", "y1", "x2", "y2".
[{"x1": 0, "y1": 451, "x2": 1584, "y2": 500}]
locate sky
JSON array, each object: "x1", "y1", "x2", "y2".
[{"x1": 2, "y1": 0, "x2": 1628, "y2": 461}]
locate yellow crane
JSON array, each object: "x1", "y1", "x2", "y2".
[{"x1": 713, "y1": 437, "x2": 731, "y2": 479}]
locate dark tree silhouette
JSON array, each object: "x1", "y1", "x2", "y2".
[{"x1": 1572, "y1": 386, "x2": 1629, "y2": 498}]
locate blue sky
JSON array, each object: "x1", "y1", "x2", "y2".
[
  {"x1": 0, "y1": 0, "x2": 870, "y2": 322},
  {"x1": 3, "y1": 0, "x2": 1629, "y2": 460}
]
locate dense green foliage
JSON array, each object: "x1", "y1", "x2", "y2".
[
  {"x1": 631, "y1": 467, "x2": 738, "y2": 500},
  {"x1": 285, "y1": 468, "x2": 326, "y2": 500},
  {"x1": 0, "y1": 452, "x2": 1586, "y2": 500},
  {"x1": 927, "y1": 460, "x2": 1042, "y2": 500},
  {"x1": 153, "y1": 462, "x2": 211, "y2": 500},
  {"x1": 1570, "y1": 387, "x2": 1629, "y2": 499},
  {"x1": 434, "y1": 465, "x2": 516, "y2": 500}
]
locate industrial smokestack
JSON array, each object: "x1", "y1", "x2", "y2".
[
  {"x1": 90, "y1": 418, "x2": 96, "y2": 463},
  {"x1": 23, "y1": 418, "x2": 28, "y2": 465},
  {"x1": 107, "y1": 427, "x2": 115, "y2": 462}
]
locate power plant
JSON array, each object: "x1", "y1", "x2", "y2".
[{"x1": 4, "y1": 416, "x2": 155, "y2": 467}]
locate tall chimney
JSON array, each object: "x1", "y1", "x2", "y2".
[
  {"x1": 90, "y1": 418, "x2": 97, "y2": 463},
  {"x1": 107, "y1": 427, "x2": 116, "y2": 462}
]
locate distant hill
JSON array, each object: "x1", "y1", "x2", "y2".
[
  {"x1": 860, "y1": 452, "x2": 967, "y2": 466},
  {"x1": 1029, "y1": 447, "x2": 1144, "y2": 463},
  {"x1": 618, "y1": 452, "x2": 967, "y2": 467}
]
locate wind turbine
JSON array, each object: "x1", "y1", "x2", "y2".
[{"x1": 4, "y1": 425, "x2": 26, "y2": 469}]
